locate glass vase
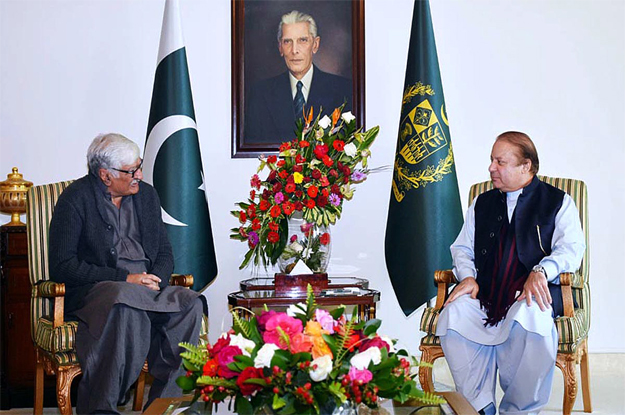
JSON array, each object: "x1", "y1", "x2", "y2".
[{"x1": 277, "y1": 212, "x2": 331, "y2": 274}]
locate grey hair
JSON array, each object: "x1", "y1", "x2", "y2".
[
  {"x1": 277, "y1": 10, "x2": 318, "y2": 43},
  {"x1": 87, "y1": 133, "x2": 140, "y2": 177}
]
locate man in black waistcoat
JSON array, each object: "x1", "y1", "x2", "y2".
[
  {"x1": 435, "y1": 132, "x2": 585, "y2": 415},
  {"x1": 49, "y1": 133, "x2": 207, "y2": 414}
]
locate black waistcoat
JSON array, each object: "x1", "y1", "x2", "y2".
[{"x1": 474, "y1": 176, "x2": 566, "y2": 317}]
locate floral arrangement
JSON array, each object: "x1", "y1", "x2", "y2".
[
  {"x1": 230, "y1": 106, "x2": 379, "y2": 271},
  {"x1": 177, "y1": 287, "x2": 443, "y2": 414}
]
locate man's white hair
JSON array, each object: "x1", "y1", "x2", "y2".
[
  {"x1": 277, "y1": 10, "x2": 318, "y2": 42},
  {"x1": 87, "y1": 133, "x2": 140, "y2": 177}
]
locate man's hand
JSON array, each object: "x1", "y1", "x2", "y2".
[
  {"x1": 127, "y1": 272, "x2": 161, "y2": 291},
  {"x1": 517, "y1": 270, "x2": 552, "y2": 311},
  {"x1": 445, "y1": 277, "x2": 479, "y2": 306}
]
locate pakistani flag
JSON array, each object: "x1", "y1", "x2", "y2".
[
  {"x1": 143, "y1": 0, "x2": 217, "y2": 291},
  {"x1": 385, "y1": 0, "x2": 463, "y2": 316}
]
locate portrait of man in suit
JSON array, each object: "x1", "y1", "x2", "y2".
[{"x1": 243, "y1": 8, "x2": 354, "y2": 146}]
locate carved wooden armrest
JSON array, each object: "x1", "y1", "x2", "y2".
[
  {"x1": 433, "y1": 270, "x2": 457, "y2": 310},
  {"x1": 35, "y1": 281, "x2": 66, "y2": 328},
  {"x1": 559, "y1": 272, "x2": 575, "y2": 318},
  {"x1": 170, "y1": 273, "x2": 194, "y2": 288}
]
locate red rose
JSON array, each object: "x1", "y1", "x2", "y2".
[
  {"x1": 299, "y1": 140, "x2": 310, "y2": 148},
  {"x1": 259, "y1": 200, "x2": 270, "y2": 211},
  {"x1": 267, "y1": 231, "x2": 280, "y2": 243},
  {"x1": 267, "y1": 155, "x2": 277, "y2": 164},
  {"x1": 296, "y1": 154, "x2": 306, "y2": 164},
  {"x1": 314, "y1": 144, "x2": 329, "y2": 159},
  {"x1": 269, "y1": 222, "x2": 279, "y2": 231},
  {"x1": 317, "y1": 195, "x2": 328, "y2": 208},
  {"x1": 282, "y1": 201, "x2": 294, "y2": 215},
  {"x1": 333, "y1": 140, "x2": 345, "y2": 151},
  {"x1": 322, "y1": 155, "x2": 334, "y2": 167},
  {"x1": 277, "y1": 160, "x2": 286, "y2": 168},
  {"x1": 285, "y1": 183, "x2": 296, "y2": 193},
  {"x1": 251, "y1": 218, "x2": 261, "y2": 231},
  {"x1": 305, "y1": 199, "x2": 316, "y2": 209},
  {"x1": 312, "y1": 169, "x2": 322, "y2": 179},
  {"x1": 210, "y1": 335, "x2": 231, "y2": 356},
  {"x1": 307, "y1": 185, "x2": 319, "y2": 198},
  {"x1": 292, "y1": 165, "x2": 303, "y2": 173},
  {"x1": 237, "y1": 367, "x2": 264, "y2": 396},
  {"x1": 270, "y1": 205, "x2": 282, "y2": 218},
  {"x1": 278, "y1": 170, "x2": 289, "y2": 179},
  {"x1": 279, "y1": 142, "x2": 291, "y2": 152},
  {"x1": 319, "y1": 232, "x2": 330, "y2": 245},
  {"x1": 238, "y1": 211, "x2": 247, "y2": 223}
]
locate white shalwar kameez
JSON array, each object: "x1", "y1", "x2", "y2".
[{"x1": 436, "y1": 189, "x2": 585, "y2": 415}]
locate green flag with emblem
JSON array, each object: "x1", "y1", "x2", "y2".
[
  {"x1": 385, "y1": 0, "x2": 463, "y2": 316},
  {"x1": 143, "y1": 0, "x2": 217, "y2": 291}
]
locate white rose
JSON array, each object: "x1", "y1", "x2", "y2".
[
  {"x1": 341, "y1": 111, "x2": 356, "y2": 123},
  {"x1": 229, "y1": 333, "x2": 256, "y2": 357},
  {"x1": 254, "y1": 343, "x2": 280, "y2": 368},
  {"x1": 349, "y1": 346, "x2": 381, "y2": 370},
  {"x1": 286, "y1": 302, "x2": 307, "y2": 317},
  {"x1": 310, "y1": 355, "x2": 333, "y2": 382},
  {"x1": 318, "y1": 115, "x2": 332, "y2": 129},
  {"x1": 343, "y1": 142, "x2": 357, "y2": 157}
]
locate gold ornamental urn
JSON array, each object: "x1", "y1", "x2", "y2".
[{"x1": 0, "y1": 167, "x2": 33, "y2": 227}]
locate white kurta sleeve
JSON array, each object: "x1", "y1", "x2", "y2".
[
  {"x1": 539, "y1": 194, "x2": 586, "y2": 283},
  {"x1": 450, "y1": 197, "x2": 478, "y2": 281}
]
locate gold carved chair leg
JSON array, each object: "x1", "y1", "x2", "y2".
[
  {"x1": 556, "y1": 350, "x2": 579, "y2": 415},
  {"x1": 34, "y1": 349, "x2": 45, "y2": 415},
  {"x1": 580, "y1": 339, "x2": 592, "y2": 412},
  {"x1": 55, "y1": 365, "x2": 81, "y2": 415}
]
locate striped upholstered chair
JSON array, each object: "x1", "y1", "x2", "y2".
[
  {"x1": 26, "y1": 181, "x2": 195, "y2": 415},
  {"x1": 418, "y1": 176, "x2": 591, "y2": 415}
]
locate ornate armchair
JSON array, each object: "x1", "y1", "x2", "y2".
[
  {"x1": 418, "y1": 176, "x2": 592, "y2": 414},
  {"x1": 26, "y1": 181, "x2": 194, "y2": 415}
]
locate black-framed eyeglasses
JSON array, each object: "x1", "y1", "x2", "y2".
[{"x1": 111, "y1": 159, "x2": 143, "y2": 178}]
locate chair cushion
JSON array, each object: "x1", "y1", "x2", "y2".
[{"x1": 34, "y1": 317, "x2": 78, "y2": 354}]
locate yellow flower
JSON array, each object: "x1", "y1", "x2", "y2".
[{"x1": 293, "y1": 172, "x2": 304, "y2": 184}]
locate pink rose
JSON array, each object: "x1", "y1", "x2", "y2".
[
  {"x1": 257, "y1": 310, "x2": 278, "y2": 335},
  {"x1": 315, "y1": 309, "x2": 335, "y2": 334},
  {"x1": 216, "y1": 345, "x2": 242, "y2": 379},
  {"x1": 263, "y1": 313, "x2": 303, "y2": 349},
  {"x1": 348, "y1": 366, "x2": 373, "y2": 384}
]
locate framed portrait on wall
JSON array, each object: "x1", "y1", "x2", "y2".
[{"x1": 231, "y1": 0, "x2": 365, "y2": 158}]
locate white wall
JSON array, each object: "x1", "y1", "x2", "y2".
[{"x1": 1, "y1": 0, "x2": 623, "y2": 353}]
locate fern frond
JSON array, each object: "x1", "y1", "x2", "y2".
[
  {"x1": 196, "y1": 376, "x2": 238, "y2": 388},
  {"x1": 230, "y1": 307, "x2": 254, "y2": 338},
  {"x1": 334, "y1": 318, "x2": 355, "y2": 366},
  {"x1": 179, "y1": 342, "x2": 208, "y2": 368}
]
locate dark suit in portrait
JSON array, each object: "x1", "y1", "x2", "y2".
[{"x1": 245, "y1": 65, "x2": 352, "y2": 144}]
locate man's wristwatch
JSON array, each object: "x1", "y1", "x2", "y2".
[{"x1": 532, "y1": 264, "x2": 547, "y2": 278}]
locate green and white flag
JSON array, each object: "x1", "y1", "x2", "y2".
[
  {"x1": 143, "y1": 0, "x2": 217, "y2": 291},
  {"x1": 385, "y1": 0, "x2": 463, "y2": 316}
]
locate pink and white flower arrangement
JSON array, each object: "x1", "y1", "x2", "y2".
[{"x1": 177, "y1": 287, "x2": 443, "y2": 414}]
